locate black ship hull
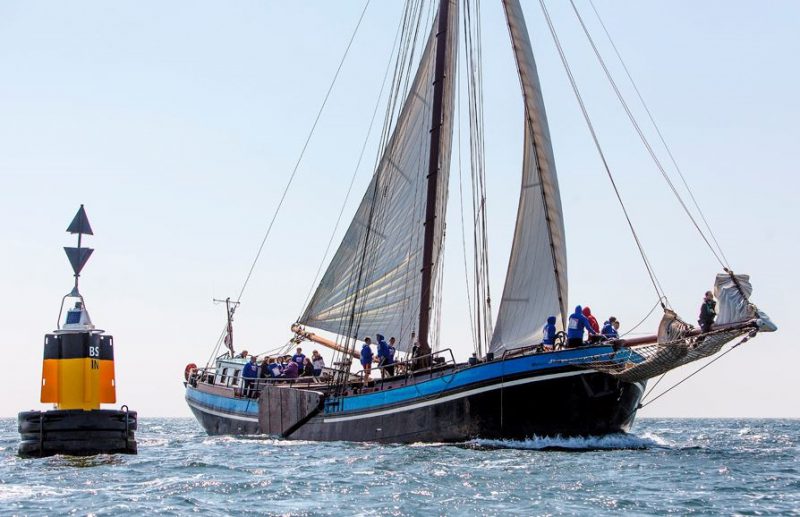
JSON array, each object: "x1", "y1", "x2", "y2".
[
  {"x1": 186, "y1": 346, "x2": 646, "y2": 443},
  {"x1": 291, "y1": 371, "x2": 644, "y2": 443}
]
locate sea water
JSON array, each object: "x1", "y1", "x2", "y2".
[{"x1": 0, "y1": 418, "x2": 797, "y2": 515}]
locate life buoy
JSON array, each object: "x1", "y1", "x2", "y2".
[{"x1": 184, "y1": 363, "x2": 197, "y2": 380}]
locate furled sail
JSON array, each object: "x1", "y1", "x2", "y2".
[
  {"x1": 299, "y1": 2, "x2": 458, "y2": 353},
  {"x1": 490, "y1": 0, "x2": 568, "y2": 354}
]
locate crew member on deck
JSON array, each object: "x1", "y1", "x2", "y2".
[
  {"x1": 242, "y1": 356, "x2": 258, "y2": 397},
  {"x1": 602, "y1": 316, "x2": 619, "y2": 339},
  {"x1": 361, "y1": 338, "x2": 374, "y2": 381},
  {"x1": 311, "y1": 350, "x2": 325, "y2": 377},
  {"x1": 376, "y1": 334, "x2": 393, "y2": 377},
  {"x1": 566, "y1": 305, "x2": 597, "y2": 348},
  {"x1": 387, "y1": 337, "x2": 397, "y2": 376},
  {"x1": 542, "y1": 316, "x2": 557, "y2": 351},
  {"x1": 292, "y1": 347, "x2": 306, "y2": 370},
  {"x1": 698, "y1": 290, "x2": 717, "y2": 333},
  {"x1": 583, "y1": 307, "x2": 601, "y2": 343}
]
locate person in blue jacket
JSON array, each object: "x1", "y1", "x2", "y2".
[
  {"x1": 361, "y1": 337, "x2": 374, "y2": 381},
  {"x1": 242, "y1": 355, "x2": 258, "y2": 398},
  {"x1": 601, "y1": 316, "x2": 619, "y2": 339},
  {"x1": 376, "y1": 334, "x2": 393, "y2": 377},
  {"x1": 566, "y1": 305, "x2": 597, "y2": 348},
  {"x1": 386, "y1": 337, "x2": 398, "y2": 376},
  {"x1": 542, "y1": 316, "x2": 557, "y2": 351}
]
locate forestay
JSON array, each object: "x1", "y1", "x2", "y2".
[
  {"x1": 299, "y1": 5, "x2": 458, "y2": 353},
  {"x1": 490, "y1": 0, "x2": 569, "y2": 355}
]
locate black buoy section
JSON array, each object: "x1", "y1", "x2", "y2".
[{"x1": 18, "y1": 205, "x2": 138, "y2": 458}]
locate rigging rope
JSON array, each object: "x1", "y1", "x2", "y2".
[
  {"x1": 585, "y1": 0, "x2": 731, "y2": 269},
  {"x1": 538, "y1": 0, "x2": 666, "y2": 306},
  {"x1": 234, "y1": 0, "x2": 371, "y2": 306},
  {"x1": 638, "y1": 332, "x2": 752, "y2": 410},
  {"x1": 569, "y1": 0, "x2": 728, "y2": 270},
  {"x1": 456, "y1": 55, "x2": 478, "y2": 354}
]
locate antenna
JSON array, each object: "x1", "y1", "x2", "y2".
[{"x1": 64, "y1": 204, "x2": 94, "y2": 297}]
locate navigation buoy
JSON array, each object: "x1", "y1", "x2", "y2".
[{"x1": 18, "y1": 205, "x2": 138, "y2": 457}]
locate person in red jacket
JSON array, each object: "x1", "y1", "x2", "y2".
[{"x1": 583, "y1": 307, "x2": 600, "y2": 343}]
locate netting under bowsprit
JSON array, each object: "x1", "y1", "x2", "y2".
[{"x1": 580, "y1": 326, "x2": 752, "y2": 382}]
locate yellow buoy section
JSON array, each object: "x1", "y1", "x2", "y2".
[{"x1": 41, "y1": 332, "x2": 116, "y2": 410}]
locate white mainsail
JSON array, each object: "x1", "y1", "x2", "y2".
[
  {"x1": 299, "y1": 2, "x2": 458, "y2": 353},
  {"x1": 490, "y1": 0, "x2": 568, "y2": 354}
]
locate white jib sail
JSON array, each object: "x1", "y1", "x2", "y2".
[{"x1": 490, "y1": 0, "x2": 568, "y2": 355}]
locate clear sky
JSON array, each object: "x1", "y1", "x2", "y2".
[{"x1": 1, "y1": 1, "x2": 798, "y2": 418}]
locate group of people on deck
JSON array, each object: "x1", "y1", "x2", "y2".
[
  {"x1": 240, "y1": 347, "x2": 325, "y2": 397},
  {"x1": 541, "y1": 306, "x2": 621, "y2": 350},
  {"x1": 360, "y1": 334, "x2": 397, "y2": 381},
  {"x1": 541, "y1": 290, "x2": 718, "y2": 351}
]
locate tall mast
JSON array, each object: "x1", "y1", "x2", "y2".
[{"x1": 418, "y1": 0, "x2": 454, "y2": 352}]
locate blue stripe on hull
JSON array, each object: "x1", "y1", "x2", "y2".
[{"x1": 328, "y1": 345, "x2": 620, "y2": 415}]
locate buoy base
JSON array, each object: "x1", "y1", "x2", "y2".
[{"x1": 17, "y1": 409, "x2": 138, "y2": 458}]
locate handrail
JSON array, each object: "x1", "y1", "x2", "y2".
[{"x1": 350, "y1": 348, "x2": 457, "y2": 386}]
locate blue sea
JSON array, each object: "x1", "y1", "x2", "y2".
[{"x1": 0, "y1": 418, "x2": 797, "y2": 515}]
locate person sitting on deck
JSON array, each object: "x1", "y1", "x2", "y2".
[
  {"x1": 566, "y1": 305, "x2": 597, "y2": 348},
  {"x1": 301, "y1": 357, "x2": 314, "y2": 377},
  {"x1": 292, "y1": 347, "x2": 306, "y2": 370},
  {"x1": 698, "y1": 290, "x2": 717, "y2": 333},
  {"x1": 582, "y1": 307, "x2": 601, "y2": 343},
  {"x1": 542, "y1": 316, "x2": 557, "y2": 351},
  {"x1": 602, "y1": 316, "x2": 619, "y2": 339},
  {"x1": 242, "y1": 356, "x2": 258, "y2": 397},
  {"x1": 282, "y1": 360, "x2": 299, "y2": 379},
  {"x1": 311, "y1": 350, "x2": 325, "y2": 377},
  {"x1": 361, "y1": 338, "x2": 374, "y2": 381}
]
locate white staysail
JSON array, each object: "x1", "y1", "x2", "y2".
[
  {"x1": 299, "y1": 3, "x2": 458, "y2": 353},
  {"x1": 490, "y1": 0, "x2": 568, "y2": 354}
]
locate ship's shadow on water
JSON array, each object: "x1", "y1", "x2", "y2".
[{"x1": 458, "y1": 432, "x2": 684, "y2": 452}]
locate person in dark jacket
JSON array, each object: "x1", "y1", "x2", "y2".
[
  {"x1": 242, "y1": 356, "x2": 258, "y2": 397},
  {"x1": 542, "y1": 316, "x2": 557, "y2": 351},
  {"x1": 361, "y1": 338, "x2": 374, "y2": 381},
  {"x1": 698, "y1": 290, "x2": 717, "y2": 333},
  {"x1": 566, "y1": 305, "x2": 597, "y2": 348},
  {"x1": 601, "y1": 316, "x2": 619, "y2": 339},
  {"x1": 301, "y1": 357, "x2": 314, "y2": 377}
]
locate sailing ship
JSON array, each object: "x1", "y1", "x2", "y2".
[{"x1": 184, "y1": 0, "x2": 775, "y2": 442}]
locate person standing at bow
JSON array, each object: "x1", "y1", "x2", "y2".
[{"x1": 698, "y1": 290, "x2": 717, "y2": 333}]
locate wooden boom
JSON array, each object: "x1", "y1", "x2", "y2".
[{"x1": 291, "y1": 324, "x2": 378, "y2": 363}]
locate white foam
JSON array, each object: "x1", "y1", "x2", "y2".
[{"x1": 467, "y1": 432, "x2": 668, "y2": 451}]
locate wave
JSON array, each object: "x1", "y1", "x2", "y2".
[{"x1": 466, "y1": 432, "x2": 670, "y2": 451}]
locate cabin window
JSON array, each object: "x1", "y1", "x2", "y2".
[
  {"x1": 220, "y1": 367, "x2": 228, "y2": 384},
  {"x1": 232, "y1": 370, "x2": 241, "y2": 386}
]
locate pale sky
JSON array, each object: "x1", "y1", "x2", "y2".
[{"x1": 1, "y1": 1, "x2": 798, "y2": 419}]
